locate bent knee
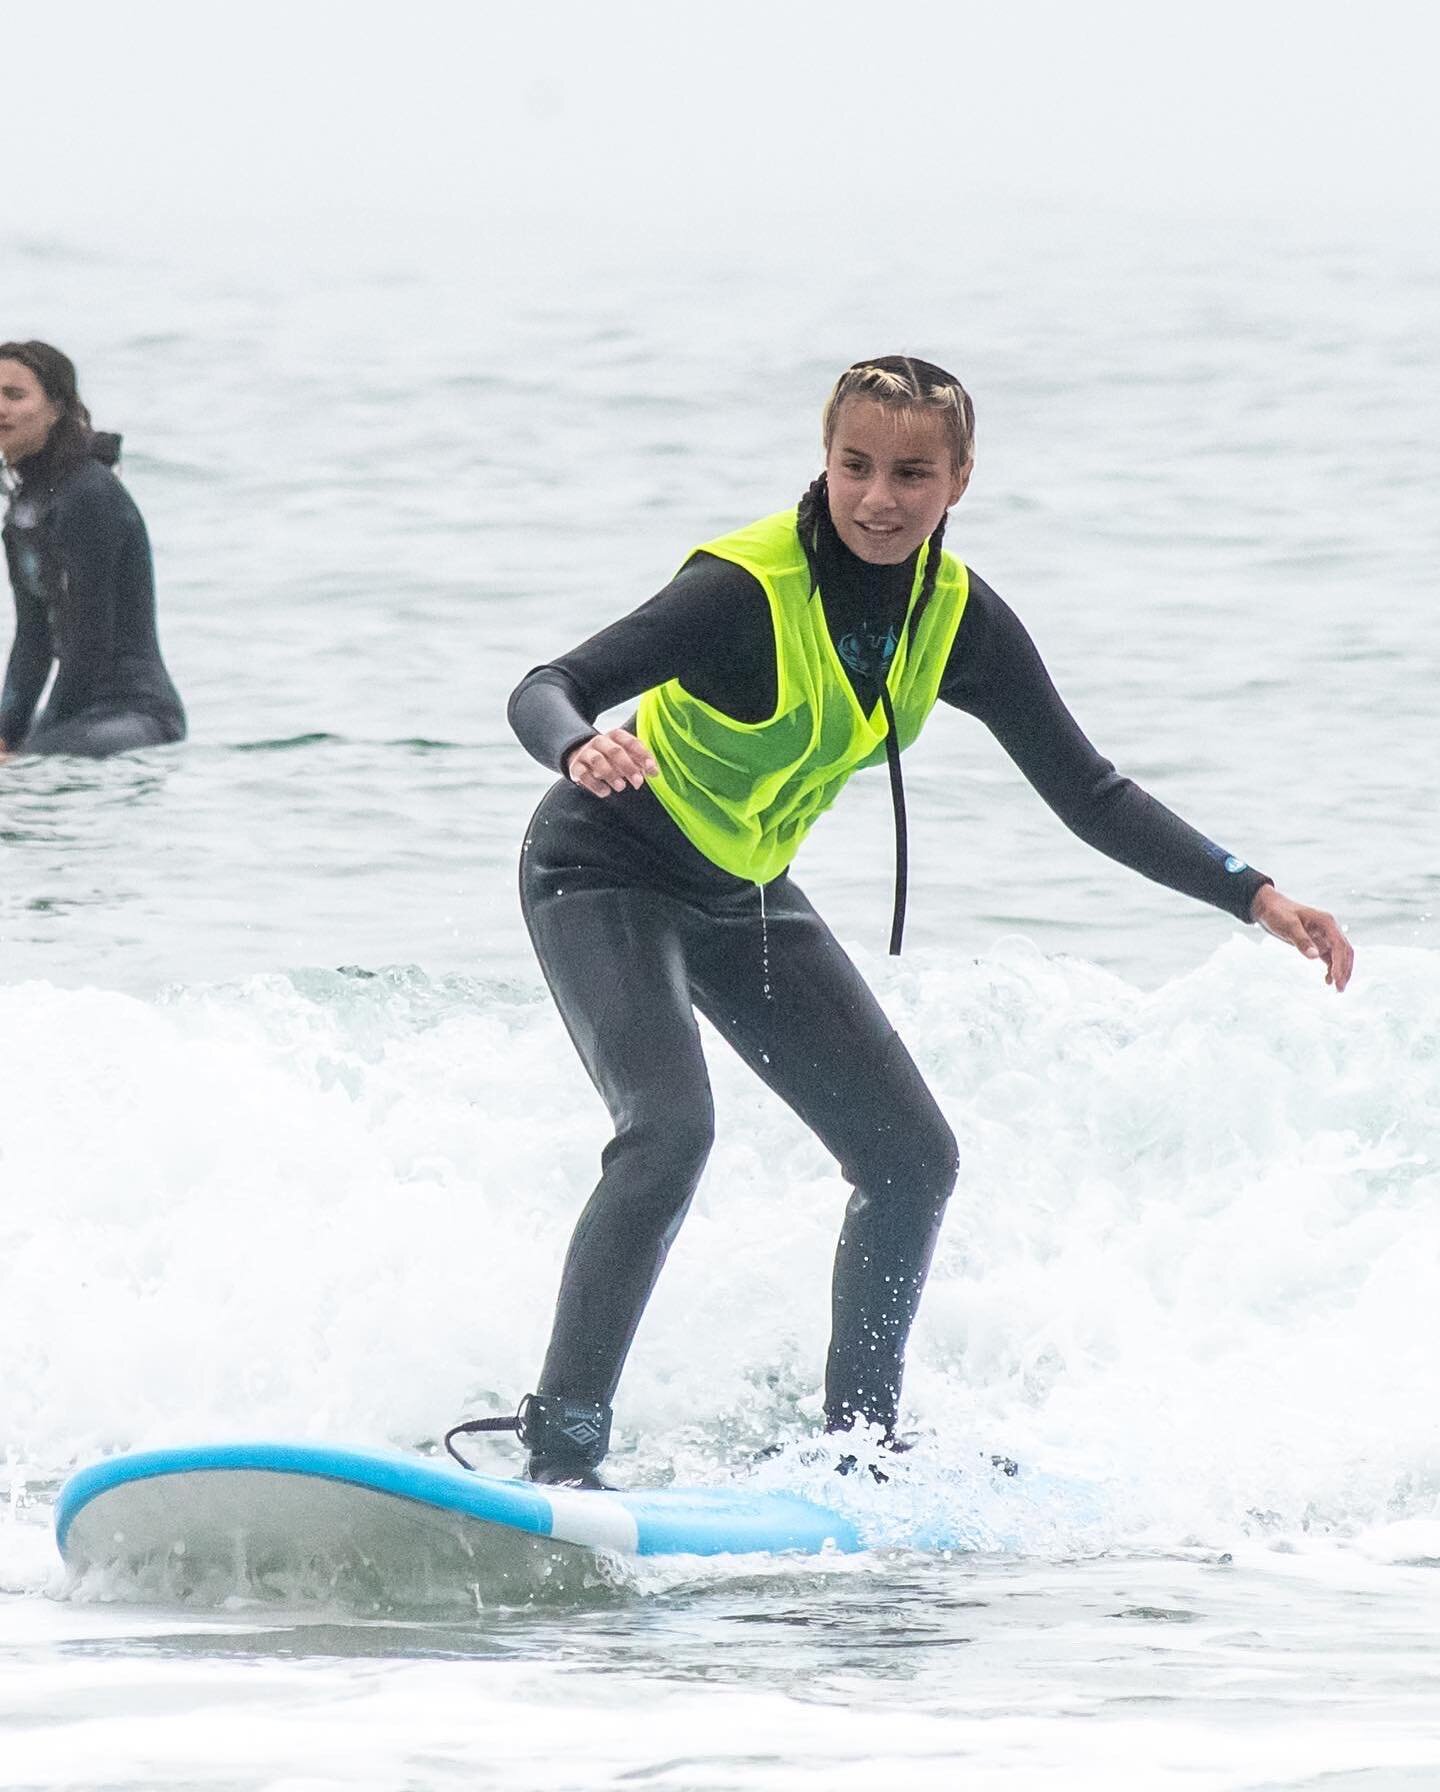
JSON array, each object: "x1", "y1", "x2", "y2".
[
  {"x1": 907, "y1": 1113, "x2": 959, "y2": 1206},
  {"x1": 848, "y1": 1107, "x2": 957, "y2": 1209},
  {"x1": 605, "y1": 1100, "x2": 715, "y2": 1199}
]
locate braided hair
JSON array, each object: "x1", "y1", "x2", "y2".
[
  {"x1": 795, "y1": 468, "x2": 831, "y2": 587},
  {"x1": 797, "y1": 355, "x2": 975, "y2": 616}
]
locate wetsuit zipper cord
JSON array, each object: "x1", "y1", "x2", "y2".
[{"x1": 878, "y1": 681, "x2": 908, "y2": 955}]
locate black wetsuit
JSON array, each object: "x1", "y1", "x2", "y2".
[
  {"x1": 508, "y1": 517, "x2": 1271, "y2": 1459},
  {"x1": 1, "y1": 440, "x2": 185, "y2": 757}
]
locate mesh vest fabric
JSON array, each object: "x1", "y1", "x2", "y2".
[{"x1": 636, "y1": 509, "x2": 969, "y2": 884}]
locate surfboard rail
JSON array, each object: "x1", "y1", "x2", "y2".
[{"x1": 55, "y1": 1439, "x2": 865, "y2": 1573}]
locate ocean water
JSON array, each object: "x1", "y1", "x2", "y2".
[{"x1": 2, "y1": 202, "x2": 1438, "y2": 1789}]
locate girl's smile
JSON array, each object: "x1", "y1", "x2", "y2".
[{"x1": 825, "y1": 397, "x2": 971, "y2": 565}]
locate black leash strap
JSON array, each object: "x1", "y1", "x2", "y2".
[
  {"x1": 443, "y1": 1395, "x2": 535, "y2": 1469},
  {"x1": 878, "y1": 682, "x2": 908, "y2": 956},
  {"x1": 443, "y1": 1393, "x2": 612, "y2": 1472}
]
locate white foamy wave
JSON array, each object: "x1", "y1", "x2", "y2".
[{"x1": 2, "y1": 939, "x2": 1436, "y2": 1562}]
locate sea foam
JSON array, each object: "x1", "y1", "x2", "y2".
[{"x1": 2, "y1": 939, "x2": 1435, "y2": 1564}]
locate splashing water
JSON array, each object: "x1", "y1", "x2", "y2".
[{"x1": 1, "y1": 935, "x2": 1435, "y2": 1556}]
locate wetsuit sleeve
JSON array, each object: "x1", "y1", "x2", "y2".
[
  {"x1": 0, "y1": 573, "x2": 53, "y2": 745},
  {"x1": 942, "y1": 573, "x2": 1273, "y2": 923},
  {"x1": 507, "y1": 553, "x2": 775, "y2": 773}
]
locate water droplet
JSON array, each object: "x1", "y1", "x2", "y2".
[{"x1": 759, "y1": 882, "x2": 772, "y2": 1001}]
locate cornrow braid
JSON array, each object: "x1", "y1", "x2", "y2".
[
  {"x1": 795, "y1": 470, "x2": 829, "y2": 590},
  {"x1": 913, "y1": 509, "x2": 947, "y2": 630},
  {"x1": 821, "y1": 354, "x2": 975, "y2": 472}
]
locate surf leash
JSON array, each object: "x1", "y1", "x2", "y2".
[{"x1": 444, "y1": 1394, "x2": 612, "y2": 1472}]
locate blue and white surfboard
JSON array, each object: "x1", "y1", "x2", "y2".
[{"x1": 56, "y1": 1441, "x2": 864, "y2": 1592}]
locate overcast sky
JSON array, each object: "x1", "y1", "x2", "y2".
[{"x1": 7, "y1": 0, "x2": 1438, "y2": 238}]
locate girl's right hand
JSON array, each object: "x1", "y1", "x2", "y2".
[{"x1": 567, "y1": 728, "x2": 659, "y2": 798}]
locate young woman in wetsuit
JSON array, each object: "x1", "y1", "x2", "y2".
[
  {"x1": 501, "y1": 355, "x2": 1353, "y2": 1488},
  {"x1": 0, "y1": 341, "x2": 185, "y2": 760}
]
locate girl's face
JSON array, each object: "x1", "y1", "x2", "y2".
[
  {"x1": 824, "y1": 397, "x2": 971, "y2": 565},
  {"x1": 0, "y1": 359, "x2": 61, "y2": 464}
]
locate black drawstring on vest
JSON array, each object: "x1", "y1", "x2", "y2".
[{"x1": 877, "y1": 681, "x2": 908, "y2": 956}]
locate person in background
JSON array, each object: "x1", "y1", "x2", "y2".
[
  {"x1": 0, "y1": 340, "x2": 185, "y2": 759},
  {"x1": 492, "y1": 354, "x2": 1354, "y2": 1489}
]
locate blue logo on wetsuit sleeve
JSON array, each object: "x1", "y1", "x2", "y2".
[{"x1": 1200, "y1": 838, "x2": 1249, "y2": 874}]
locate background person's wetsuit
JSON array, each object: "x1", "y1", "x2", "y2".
[
  {"x1": 508, "y1": 518, "x2": 1271, "y2": 1466},
  {"x1": 1, "y1": 438, "x2": 185, "y2": 757}
]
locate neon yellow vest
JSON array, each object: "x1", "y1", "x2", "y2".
[{"x1": 636, "y1": 509, "x2": 970, "y2": 883}]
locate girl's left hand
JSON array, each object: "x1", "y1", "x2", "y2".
[{"x1": 1250, "y1": 886, "x2": 1354, "y2": 992}]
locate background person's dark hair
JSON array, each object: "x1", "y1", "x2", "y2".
[{"x1": 0, "y1": 340, "x2": 119, "y2": 471}]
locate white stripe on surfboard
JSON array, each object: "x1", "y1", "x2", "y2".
[{"x1": 541, "y1": 1488, "x2": 640, "y2": 1553}]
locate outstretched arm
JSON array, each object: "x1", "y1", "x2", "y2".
[{"x1": 944, "y1": 573, "x2": 1353, "y2": 990}]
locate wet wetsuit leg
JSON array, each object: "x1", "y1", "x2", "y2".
[
  {"x1": 520, "y1": 782, "x2": 956, "y2": 1439},
  {"x1": 687, "y1": 878, "x2": 958, "y2": 1436},
  {"x1": 22, "y1": 709, "x2": 174, "y2": 758},
  {"x1": 522, "y1": 875, "x2": 716, "y2": 1406}
]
